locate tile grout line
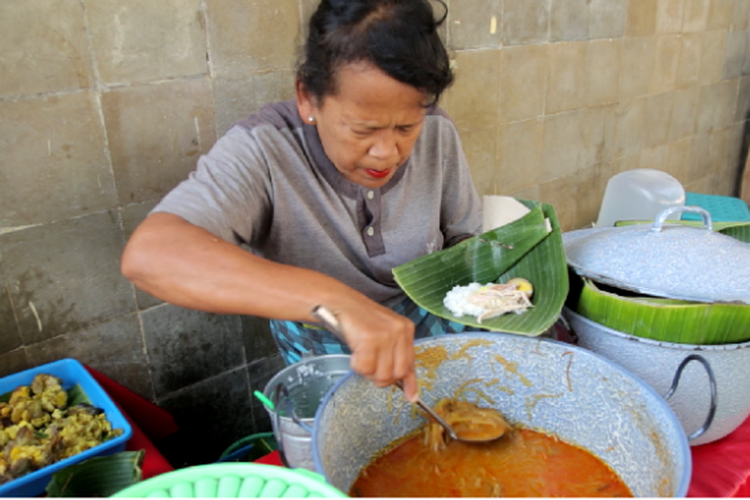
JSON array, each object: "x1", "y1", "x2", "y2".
[
  {"x1": 79, "y1": 0, "x2": 119, "y2": 237},
  {"x1": 0, "y1": 74, "x2": 211, "y2": 104},
  {"x1": 201, "y1": 0, "x2": 215, "y2": 80}
]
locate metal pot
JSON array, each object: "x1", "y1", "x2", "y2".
[
  {"x1": 563, "y1": 206, "x2": 750, "y2": 304},
  {"x1": 562, "y1": 206, "x2": 750, "y2": 443},
  {"x1": 262, "y1": 354, "x2": 351, "y2": 471},
  {"x1": 312, "y1": 333, "x2": 693, "y2": 497},
  {"x1": 564, "y1": 308, "x2": 748, "y2": 445}
]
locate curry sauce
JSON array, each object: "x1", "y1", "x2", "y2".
[{"x1": 350, "y1": 427, "x2": 633, "y2": 497}]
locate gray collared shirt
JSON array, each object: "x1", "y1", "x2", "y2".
[{"x1": 152, "y1": 100, "x2": 482, "y2": 307}]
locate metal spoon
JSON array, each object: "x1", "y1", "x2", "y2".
[{"x1": 311, "y1": 305, "x2": 510, "y2": 443}]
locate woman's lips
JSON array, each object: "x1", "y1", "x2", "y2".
[{"x1": 365, "y1": 168, "x2": 391, "y2": 179}]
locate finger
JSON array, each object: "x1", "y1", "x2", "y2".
[
  {"x1": 392, "y1": 333, "x2": 414, "y2": 382},
  {"x1": 401, "y1": 370, "x2": 419, "y2": 403},
  {"x1": 350, "y1": 346, "x2": 377, "y2": 379},
  {"x1": 373, "y1": 343, "x2": 395, "y2": 388}
]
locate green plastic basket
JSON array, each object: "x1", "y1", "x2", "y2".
[{"x1": 111, "y1": 463, "x2": 347, "y2": 498}]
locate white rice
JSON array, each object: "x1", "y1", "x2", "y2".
[{"x1": 443, "y1": 282, "x2": 486, "y2": 318}]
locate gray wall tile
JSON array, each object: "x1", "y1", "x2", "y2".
[
  {"x1": 0, "y1": 268, "x2": 21, "y2": 354},
  {"x1": 157, "y1": 368, "x2": 255, "y2": 466},
  {"x1": 25, "y1": 313, "x2": 153, "y2": 399},
  {"x1": 589, "y1": 0, "x2": 627, "y2": 39},
  {"x1": 551, "y1": 0, "x2": 590, "y2": 42},
  {"x1": 85, "y1": 0, "x2": 208, "y2": 85},
  {"x1": 241, "y1": 316, "x2": 277, "y2": 361},
  {"x1": 0, "y1": 0, "x2": 94, "y2": 98},
  {"x1": 442, "y1": 49, "x2": 502, "y2": 131},
  {"x1": 0, "y1": 92, "x2": 117, "y2": 228},
  {"x1": 205, "y1": 0, "x2": 301, "y2": 76},
  {"x1": 141, "y1": 304, "x2": 244, "y2": 397},
  {"x1": 0, "y1": 348, "x2": 30, "y2": 378},
  {"x1": 102, "y1": 79, "x2": 217, "y2": 205},
  {"x1": 502, "y1": 0, "x2": 550, "y2": 46},
  {"x1": 730, "y1": 0, "x2": 750, "y2": 31},
  {"x1": 0, "y1": 210, "x2": 136, "y2": 344},
  {"x1": 213, "y1": 71, "x2": 297, "y2": 137},
  {"x1": 725, "y1": 30, "x2": 748, "y2": 79},
  {"x1": 463, "y1": 127, "x2": 499, "y2": 193},
  {"x1": 626, "y1": 0, "x2": 658, "y2": 37},
  {"x1": 447, "y1": 0, "x2": 503, "y2": 50}
]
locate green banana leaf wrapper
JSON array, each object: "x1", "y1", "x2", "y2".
[
  {"x1": 576, "y1": 277, "x2": 750, "y2": 345},
  {"x1": 46, "y1": 450, "x2": 144, "y2": 497},
  {"x1": 393, "y1": 200, "x2": 568, "y2": 336},
  {"x1": 574, "y1": 220, "x2": 750, "y2": 345}
]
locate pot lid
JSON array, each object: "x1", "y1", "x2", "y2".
[{"x1": 563, "y1": 207, "x2": 750, "y2": 305}]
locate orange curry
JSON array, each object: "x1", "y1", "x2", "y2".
[{"x1": 350, "y1": 426, "x2": 633, "y2": 497}]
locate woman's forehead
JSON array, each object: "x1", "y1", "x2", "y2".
[{"x1": 322, "y1": 62, "x2": 428, "y2": 123}]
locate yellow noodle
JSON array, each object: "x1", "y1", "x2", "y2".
[
  {"x1": 451, "y1": 339, "x2": 492, "y2": 361},
  {"x1": 494, "y1": 354, "x2": 532, "y2": 387},
  {"x1": 525, "y1": 393, "x2": 562, "y2": 421}
]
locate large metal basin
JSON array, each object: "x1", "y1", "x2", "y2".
[{"x1": 312, "y1": 333, "x2": 691, "y2": 497}]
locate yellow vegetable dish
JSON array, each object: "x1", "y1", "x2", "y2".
[{"x1": 0, "y1": 374, "x2": 122, "y2": 484}]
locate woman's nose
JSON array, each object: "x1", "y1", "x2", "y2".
[{"x1": 368, "y1": 131, "x2": 399, "y2": 160}]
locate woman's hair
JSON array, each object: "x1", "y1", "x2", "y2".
[{"x1": 298, "y1": 0, "x2": 453, "y2": 107}]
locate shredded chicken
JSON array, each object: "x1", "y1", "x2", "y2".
[{"x1": 466, "y1": 283, "x2": 534, "y2": 323}]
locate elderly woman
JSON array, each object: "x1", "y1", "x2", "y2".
[{"x1": 121, "y1": 0, "x2": 482, "y2": 401}]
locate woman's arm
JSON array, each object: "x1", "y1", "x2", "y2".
[{"x1": 121, "y1": 212, "x2": 419, "y2": 400}]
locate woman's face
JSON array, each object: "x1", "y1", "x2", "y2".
[{"x1": 297, "y1": 62, "x2": 428, "y2": 189}]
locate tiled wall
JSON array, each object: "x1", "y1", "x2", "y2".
[{"x1": 1, "y1": 0, "x2": 749, "y2": 465}]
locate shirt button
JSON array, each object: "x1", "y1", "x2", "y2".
[
  {"x1": 367, "y1": 190, "x2": 374, "y2": 200},
  {"x1": 366, "y1": 227, "x2": 375, "y2": 237}
]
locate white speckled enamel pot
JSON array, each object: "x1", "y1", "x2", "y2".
[
  {"x1": 564, "y1": 308, "x2": 750, "y2": 445},
  {"x1": 312, "y1": 333, "x2": 692, "y2": 497}
]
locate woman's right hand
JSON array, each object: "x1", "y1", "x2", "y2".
[{"x1": 318, "y1": 302, "x2": 419, "y2": 403}]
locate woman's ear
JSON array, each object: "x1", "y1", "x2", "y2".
[{"x1": 296, "y1": 80, "x2": 316, "y2": 124}]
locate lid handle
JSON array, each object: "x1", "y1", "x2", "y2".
[{"x1": 651, "y1": 206, "x2": 713, "y2": 232}]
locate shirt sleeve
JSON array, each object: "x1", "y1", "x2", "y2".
[
  {"x1": 438, "y1": 119, "x2": 483, "y2": 247},
  {"x1": 150, "y1": 126, "x2": 273, "y2": 246}
]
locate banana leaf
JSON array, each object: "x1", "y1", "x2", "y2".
[
  {"x1": 720, "y1": 222, "x2": 750, "y2": 243},
  {"x1": 46, "y1": 450, "x2": 144, "y2": 497},
  {"x1": 576, "y1": 277, "x2": 750, "y2": 345},
  {"x1": 393, "y1": 200, "x2": 568, "y2": 335}
]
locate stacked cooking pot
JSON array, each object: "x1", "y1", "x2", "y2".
[{"x1": 562, "y1": 206, "x2": 750, "y2": 445}]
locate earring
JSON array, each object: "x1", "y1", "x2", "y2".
[{"x1": 308, "y1": 116, "x2": 315, "y2": 123}]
